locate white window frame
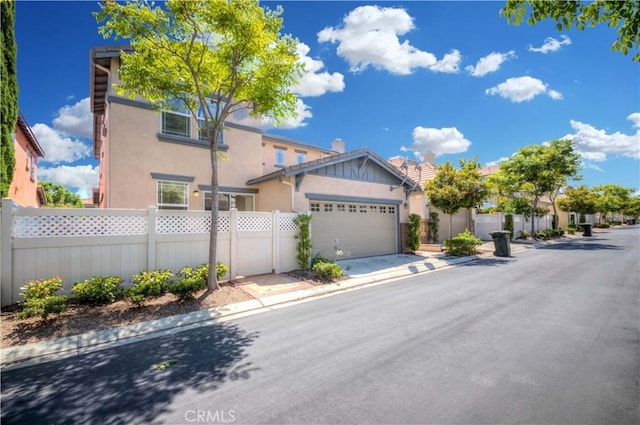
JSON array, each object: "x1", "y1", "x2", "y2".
[
  {"x1": 296, "y1": 152, "x2": 305, "y2": 164},
  {"x1": 203, "y1": 191, "x2": 255, "y2": 211},
  {"x1": 161, "y1": 100, "x2": 191, "y2": 138},
  {"x1": 275, "y1": 148, "x2": 286, "y2": 166},
  {"x1": 157, "y1": 180, "x2": 189, "y2": 210}
]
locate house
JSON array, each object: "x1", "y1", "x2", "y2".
[
  {"x1": 90, "y1": 46, "x2": 418, "y2": 258},
  {"x1": 388, "y1": 155, "x2": 470, "y2": 243},
  {"x1": 7, "y1": 111, "x2": 46, "y2": 207}
]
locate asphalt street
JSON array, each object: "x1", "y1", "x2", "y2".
[{"x1": 1, "y1": 227, "x2": 638, "y2": 425}]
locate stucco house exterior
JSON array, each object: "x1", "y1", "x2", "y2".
[
  {"x1": 7, "y1": 111, "x2": 46, "y2": 207},
  {"x1": 90, "y1": 46, "x2": 418, "y2": 258}
]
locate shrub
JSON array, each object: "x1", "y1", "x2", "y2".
[
  {"x1": 518, "y1": 229, "x2": 529, "y2": 240},
  {"x1": 17, "y1": 277, "x2": 67, "y2": 320},
  {"x1": 566, "y1": 227, "x2": 575, "y2": 235},
  {"x1": 443, "y1": 229, "x2": 482, "y2": 256},
  {"x1": 312, "y1": 261, "x2": 344, "y2": 282},
  {"x1": 503, "y1": 214, "x2": 514, "y2": 239},
  {"x1": 593, "y1": 223, "x2": 610, "y2": 228},
  {"x1": 427, "y1": 212, "x2": 439, "y2": 243},
  {"x1": 168, "y1": 276, "x2": 207, "y2": 301},
  {"x1": 311, "y1": 253, "x2": 332, "y2": 268},
  {"x1": 72, "y1": 276, "x2": 123, "y2": 304},
  {"x1": 407, "y1": 213, "x2": 421, "y2": 252},
  {"x1": 126, "y1": 270, "x2": 172, "y2": 306},
  {"x1": 293, "y1": 213, "x2": 313, "y2": 269},
  {"x1": 187, "y1": 263, "x2": 228, "y2": 283}
]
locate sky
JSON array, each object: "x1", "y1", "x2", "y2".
[{"x1": 14, "y1": 1, "x2": 640, "y2": 199}]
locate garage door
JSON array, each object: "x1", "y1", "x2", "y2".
[{"x1": 310, "y1": 200, "x2": 398, "y2": 259}]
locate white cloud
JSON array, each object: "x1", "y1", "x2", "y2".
[
  {"x1": 528, "y1": 35, "x2": 572, "y2": 54},
  {"x1": 562, "y1": 115, "x2": 640, "y2": 162},
  {"x1": 407, "y1": 126, "x2": 471, "y2": 157},
  {"x1": 486, "y1": 156, "x2": 510, "y2": 167},
  {"x1": 293, "y1": 43, "x2": 345, "y2": 97},
  {"x1": 234, "y1": 99, "x2": 312, "y2": 130},
  {"x1": 465, "y1": 51, "x2": 516, "y2": 77},
  {"x1": 38, "y1": 164, "x2": 98, "y2": 198},
  {"x1": 318, "y1": 5, "x2": 460, "y2": 75},
  {"x1": 32, "y1": 123, "x2": 92, "y2": 164},
  {"x1": 485, "y1": 76, "x2": 562, "y2": 103},
  {"x1": 52, "y1": 97, "x2": 93, "y2": 138}
]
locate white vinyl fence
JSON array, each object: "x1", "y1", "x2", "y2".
[
  {"x1": 0, "y1": 198, "x2": 299, "y2": 305},
  {"x1": 474, "y1": 213, "x2": 555, "y2": 241}
]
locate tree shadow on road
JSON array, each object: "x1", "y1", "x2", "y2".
[
  {"x1": 538, "y1": 240, "x2": 622, "y2": 251},
  {"x1": 1, "y1": 321, "x2": 258, "y2": 425},
  {"x1": 459, "y1": 258, "x2": 513, "y2": 267}
]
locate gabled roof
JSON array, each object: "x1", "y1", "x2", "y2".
[
  {"x1": 17, "y1": 111, "x2": 45, "y2": 157},
  {"x1": 388, "y1": 156, "x2": 436, "y2": 190},
  {"x1": 247, "y1": 148, "x2": 419, "y2": 190}
]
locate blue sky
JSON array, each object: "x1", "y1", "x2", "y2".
[{"x1": 15, "y1": 1, "x2": 640, "y2": 198}]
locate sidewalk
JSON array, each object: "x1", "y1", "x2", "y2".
[{"x1": 0, "y1": 237, "x2": 566, "y2": 370}]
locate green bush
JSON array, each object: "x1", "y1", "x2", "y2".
[
  {"x1": 168, "y1": 276, "x2": 207, "y2": 301},
  {"x1": 17, "y1": 276, "x2": 67, "y2": 320},
  {"x1": 187, "y1": 262, "x2": 228, "y2": 283},
  {"x1": 293, "y1": 213, "x2": 313, "y2": 269},
  {"x1": 407, "y1": 213, "x2": 422, "y2": 252},
  {"x1": 312, "y1": 261, "x2": 344, "y2": 282},
  {"x1": 72, "y1": 276, "x2": 123, "y2": 304},
  {"x1": 310, "y1": 253, "x2": 333, "y2": 268},
  {"x1": 126, "y1": 270, "x2": 172, "y2": 306},
  {"x1": 566, "y1": 227, "x2": 575, "y2": 235},
  {"x1": 443, "y1": 229, "x2": 482, "y2": 256},
  {"x1": 593, "y1": 223, "x2": 610, "y2": 228},
  {"x1": 503, "y1": 214, "x2": 514, "y2": 239},
  {"x1": 518, "y1": 229, "x2": 529, "y2": 239}
]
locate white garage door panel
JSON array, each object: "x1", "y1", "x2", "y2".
[{"x1": 311, "y1": 202, "x2": 397, "y2": 258}]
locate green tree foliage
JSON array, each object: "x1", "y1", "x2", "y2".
[
  {"x1": 407, "y1": 213, "x2": 422, "y2": 252},
  {"x1": 293, "y1": 213, "x2": 312, "y2": 270},
  {"x1": 425, "y1": 158, "x2": 488, "y2": 240},
  {"x1": 96, "y1": 0, "x2": 302, "y2": 290},
  {"x1": 592, "y1": 184, "x2": 633, "y2": 222},
  {"x1": 501, "y1": 0, "x2": 640, "y2": 61},
  {"x1": 1, "y1": 0, "x2": 18, "y2": 197},
  {"x1": 558, "y1": 185, "x2": 598, "y2": 216},
  {"x1": 39, "y1": 181, "x2": 84, "y2": 208},
  {"x1": 493, "y1": 140, "x2": 580, "y2": 235},
  {"x1": 623, "y1": 194, "x2": 640, "y2": 219}
]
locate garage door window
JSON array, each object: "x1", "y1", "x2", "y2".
[
  {"x1": 324, "y1": 204, "x2": 333, "y2": 212},
  {"x1": 389, "y1": 206, "x2": 396, "y2": 214},
  {"x1": 349, "y1": 205, "x2": 356, "y2": 213},
  {"x1": 380, "y1": 206, "x2": 386, "y2": 213},
  {"x1": 359, "y1": 205, "x2": 367, "y2": 213},
  {"x1": 337, "y1": 204, "x2": 345, "y2": 212},
  {"x1": 311, "y1": 203, "x2": 320, "y2": 212}
]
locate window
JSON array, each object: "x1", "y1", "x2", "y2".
[
  {"x1": 157, "y1": 180, "x2": 188, "y2": 210},
  {"x1": 29, "y1": 152, "x2": 35, "y2": 181},
  {"x1": 380, "y1": 206, "x2": 387, "y2": 213},
  {"x1": 204, "y1": 192, "x2": 254, "y2": 211},
  {"x1": 359, "y1": 205, "x2": 367, "y2": 213},
  {"x1": 337, "y1": 204, "x2": 345, "y2": 212},
  {"x1": 275, "y1": 148, "x2": 286, "y2": 166},
  {"x1": 389, "y1": 206, "x2": 396, "y2": 214},
  {"x1": 197, "y1": 103, "x2": 224, "y2": 144},
  {"x1": 324, "y1": 203, "x2": 333, "y2": 212},
  {"x1": 370, "y1": 205, "x2": 377, "y2": 213},
  {"x1": 349, "y1": 205, "x2": 356, "y2": 213},
  {"x1": 296, "y1": 152, "x2": 305, "y2": 164},
  {"x1": 162, "y1": 110, "x2": 190, "y2": 138},
  {"x1": 310, "y1": 203, "x2": 320, "y2": 212}
]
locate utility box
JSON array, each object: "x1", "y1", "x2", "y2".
[{"x1": 489, "y1": 230, "x2": 511, "y2": 257}]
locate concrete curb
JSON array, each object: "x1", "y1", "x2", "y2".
[{"x1": 0, "y1": 237, "x2": 574, "y2": 370}]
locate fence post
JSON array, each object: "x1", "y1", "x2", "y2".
[
  {"x1": 229, "y1": 208, "x2": 238, "y2": 279},
  {"x1": 147, "y1": 206, "x2": 157, "y2": 271},
  {"x1": 1, "y1": 198, "x2": 15, "y2": 305},
  {"x1": 273, "y1": 210, "x2": 280, "y2": 274}
]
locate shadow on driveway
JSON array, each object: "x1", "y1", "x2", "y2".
[
  {"x1": 538, "y1": 240, "x2": 622, "y2": 251},
  {"x1": 1, "y1": 322, "x2": 259, "y2": 425},
  {"x1": 460, "y1": 258, "x2": 513, "y2": 267}
]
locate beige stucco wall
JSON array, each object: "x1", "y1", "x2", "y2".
[{"x1": 261, "y1": 139, "x2": 326, "y2": 174}]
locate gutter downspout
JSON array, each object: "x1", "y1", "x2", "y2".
[{"x1": 280, "y1": 177, "x2": 300, "y2": 213}]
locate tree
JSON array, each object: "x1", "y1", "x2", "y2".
[
  {"x1": 496, "y1": 140, "x2": 580, "y2": 235},
  {"x1": 557, "y1": 185, "x2": 598, "y2": 219},
  {"x1": 592, "y1": 184, "x2": 633, "y2": 222},
  {"x1": 1, "y1": 0, "x2": 18, "y2": 198},
  {"x1": 425, "y1": 158, "x2": 488, "y2": 240},
  {"x1": 541, "y1": 140, "x2": 581, "y2": 229},
  {"x1": 623, "y1": 194, "x2": 640, "y2": 219},
  {"x1": 501, "y1": 0, "x2": 640, "y2": 62},
  {"x1": 96, "y1": 0, "x2": 302, "y2": 290},
  {"x1": 39, "y1": 182, "x2": 84, "y2": 208}
]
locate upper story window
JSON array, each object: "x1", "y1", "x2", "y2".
[
  {"x1": 162, "y1": 108, "x2": 190, "y2": 138},
  {"x1": 296, "y1": 152, "x2": 305, "y2": 164},
  {"x1": 275, "y1": 148, "x2": 286, "y2": 166},
  {"x1": 29, "y1": 151, "x2": 35, "y2": 182},
  {"x1": 157, "y1": 180, "x2": 188, "y2": 210},
  {"x1": 197, "y1": 102, "x2": 225, "y2": 144}
]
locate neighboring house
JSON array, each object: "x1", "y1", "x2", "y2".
[
  {"x1": 389, "y1": 155, "x2": 470, "y2": 243},
  {"x1": 7, "y1": 111, "x2": 46, "y2": 207},
  {"x1": 90, "y1": 46, "x2": 418, "y2": 258}
]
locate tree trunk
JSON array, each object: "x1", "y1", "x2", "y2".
[
  {"x1": 530, "y1": 196, "x2": 538, "y2": 236},
  {"x1": 448, "y1": 214, "x2": 453, "y2": 240},
  {"x1": 208, "y1": 139, "x2": 220, "y2": 291}
]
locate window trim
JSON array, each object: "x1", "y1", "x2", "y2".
[
  {"x1": 202, "y1": 191, "x2": 256, "y2": 212},
  {"x1": 161, "y1": 109, "x2": 191, "y2": 138},
  {"x1": 275, "y1": 148, "x2": 286, "y2": 167},
  {"x1": 157, "y1": 180, "x2": 189, "y2": 210}
]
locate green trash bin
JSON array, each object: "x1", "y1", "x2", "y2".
[{"x1": 489, "y1": 230, "x2": 511, "y2": 257}]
